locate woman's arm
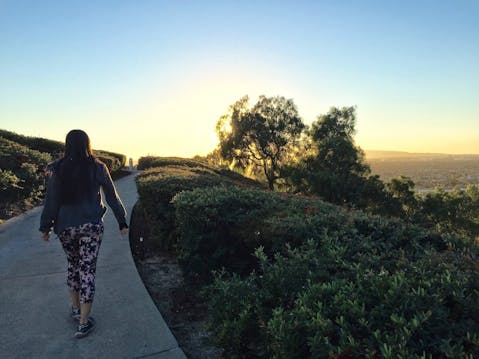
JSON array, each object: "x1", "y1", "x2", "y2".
[
  {"x1": 99, "y1": 163, "x2": 128, "y2": 229},
  {"x1": 39, "y1": 171, "x2": 60, "y2": 234}
]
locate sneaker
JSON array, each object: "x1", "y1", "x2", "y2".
[
  {"x1": 71, "y1": 306, "x2": 81, "y2": 321},
  {"x1": 74, "y1": 317, "x2": 96, "y2": 339}
]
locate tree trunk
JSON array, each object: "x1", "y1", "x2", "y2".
[{"x1": 267, "y1": 176, "x2": 275, "y2": 191}]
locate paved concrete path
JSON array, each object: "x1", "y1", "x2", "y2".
[{"x1": 0, "y1": 173, "x2": 187, "y2": 359}]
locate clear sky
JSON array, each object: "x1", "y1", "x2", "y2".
[{"x1": 1, "y1": 0, "x2": 478, "y2": 160}]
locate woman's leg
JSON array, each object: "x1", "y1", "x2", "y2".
[
  {"x1": 80, "y1": 302, "x2": 92, "y2": 324},
  {"x1": 70, "y1": 290, "x2": 80, "y2": 308},
  {"x1": 58, "y1": 228, "x2": 81, "y2": 309},
  {"x1": 78, "y1": 222, "x2": 104, "y2": 324}
]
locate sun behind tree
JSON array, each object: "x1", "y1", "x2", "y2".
[{"x1": 216, "y1": 95, "x2": 305, "y2": 190}]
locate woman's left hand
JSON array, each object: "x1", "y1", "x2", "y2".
[{"x1": 40, "y1": 232, "x2": 50, "y2": 241}]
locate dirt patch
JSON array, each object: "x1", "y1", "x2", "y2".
[{"x1": 129, "y1": 203, "x2": 222, "y2": 359}]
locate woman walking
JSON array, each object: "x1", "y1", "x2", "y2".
[{"x1": 39, "y1": 129, "x2": 128, "y2": 338}]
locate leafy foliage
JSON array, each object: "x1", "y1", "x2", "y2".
[
  {"x1": 189, "y1": 186, "x2": 479, "y2": 358},
  {"x1": 284, "y1": 107, "x2": 388, "y2": 211},
  {"x1": 216, "y1": 96, "x2": 305, "y2": 190},
  {"x1": 0, "y1": 137, "x2": 51, "y2": 218},
  {"x1": 0, "y1": 129, "x2": 64, "y2": 157},
  {"x1": 95, "y1": 150, "x2": 126, "y2": 171},
  {"x1": 173, "y1": 187, "x2": 284, "y2": 282},
  {"x1": 137, "y1": 156, "x2": 210, "y2": 170},
  {"x1": 135, "y1": 159, "x2": 262, "y2": 251},
  {"x1": 416, "y1": 185, "x2": 479, "y2": 238}
]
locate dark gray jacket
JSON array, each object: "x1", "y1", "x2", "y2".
[{"x1": 39, "y1": 159, "x2": 127, "y2": 234}]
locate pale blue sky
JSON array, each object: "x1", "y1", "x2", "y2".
[{"x1": 1, "y1": 0, "x2": 478, "y2": 159}]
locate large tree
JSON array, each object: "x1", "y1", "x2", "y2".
[
  {"x1": 216, "y1": 95, "x2": 305, "y2": 190},
  {"x1": 286, "y1": 106, "x2": 384, "y2": 206}
]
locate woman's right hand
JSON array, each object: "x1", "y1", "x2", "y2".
[
  {"x1": 40, "y1": 232, "x2": 50, "y2": 241},
  {"x1": 120, "y1": 228, "x2": 128, "y2": 237}
]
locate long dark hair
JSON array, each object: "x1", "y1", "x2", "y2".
[{"x1": 57, "y1": 130, "x2": 96, "y2": 204}]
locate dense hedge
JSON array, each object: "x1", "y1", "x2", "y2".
[
  {"x1": 136, "y1": 166, "x2": 231, "y2": 250},
  {"x1": 0, "y1": 129, "x2": 64, "y2": 157},
  {"x1": 96, "y1": 150, "x2": 126, "y2": 170},
  {"x1": 95, "y1": 151, "x2": 124, "y2": 173},
  {"x1": 171, "y1": 186, "x2": 479, "y2": 358},
  {"x1": 137, "y1": 156, "x2": 210, "y2": 170},
  {"x1": 172, "y1": 186, "x2": 467, "y2": 281},
  {"x1": 136, "y1": 163, "x2": 261, "y2": 251},
  {"x1": 0, "y1": 137, "x2": 51, "y2": 217}
]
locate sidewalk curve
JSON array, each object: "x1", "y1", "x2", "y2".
[{"x1": 0, "y1": 173, "x2": 187, "y2": 359}]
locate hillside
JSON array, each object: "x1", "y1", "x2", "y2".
[{"x1": 132, "y1": 156, "x2": 479, "y2": 359}]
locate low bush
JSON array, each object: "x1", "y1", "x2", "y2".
[
  {"x1": 0, "y1": 137, "x2": 51, "y2": 218},
  {"x1": 136, "y1": 164, "x2": 243, "y2": 251},
  {"x1": 135, "y1": 157, "x2": 263, "y2": 252},
  {"x1": 95, "y1": 151, "x2": 122, "y2": 173},
  {"x1": 96, "y1": 150, "x2": 126, "y2": 170},
  {"x1": 173, "y1": 186, "x2": 462, "y2": 284},
  {"x1": 137, "y1": 156, "x2": 210, "y2": 170},
  {"x1": 173, "y1": 187, "x2": 283, "y2": 282},
  {"x1": 0, "y1": 129, "x2": 64, "y2": 157},
  {"x1": 170, "y1": 185, "x2": 478, "y2": 358},
  {"x1": 208, "y1": 242, "x2": 479, "y2": 358}
]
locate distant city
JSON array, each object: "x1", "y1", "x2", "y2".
[{"x1": 365, "y1": 150, "x2": 479, "y2": 190}]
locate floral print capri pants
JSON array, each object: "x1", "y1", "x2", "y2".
[{"x1": 58, "y1": 222, "x2": 104, "y2": 304}]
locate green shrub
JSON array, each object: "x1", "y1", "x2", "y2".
[
  {"x1": 0, "y1": 137, "x2": 51, "y2": 208},
  {"x1": 95, "y1": 151, "x2": 122, "y2": 173},
  {"x1": 0, "y1": 168, "x2": 22, "y2": 202},
  {"x1": 173, "y1": 185, "x2": 462, "y2": 284},
  {"x1": 135, "y1": 164, "x2": 243, "y2": 251},
  {"x1": 265, "y1": 254, "x2": 479, "y2": 358},
  {"x1": 137, "y1": 156, "x2": 210, "y2": 170},
  {"x1": 0, "y1": 129, "x2": 64, "y2": 157},
  {"x1": 170, "y1": 185, "x2": 479, "y2": 357},
  {"x1": 173, "y1": 186, "x2": 284, "y2": 282},
  {"x1": 0, "y1": 135, "x2": 52, "y2": 220},
  {"x1": 207, "y1": 272, "x2": 260, "y2": 358},
  {"x1": 96, "y1": 150, "x2": 126, "y2": 169},
  {"x1": 207, "y1": 240, "x2": 479, "y2": 358}
]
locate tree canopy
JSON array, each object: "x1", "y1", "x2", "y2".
[
  {"x1": 286, "y1": 106, "x2": 378, "y2": 205},
  {"x1": 216, "y1": 95, "x2": 305, "y2": 190}
]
